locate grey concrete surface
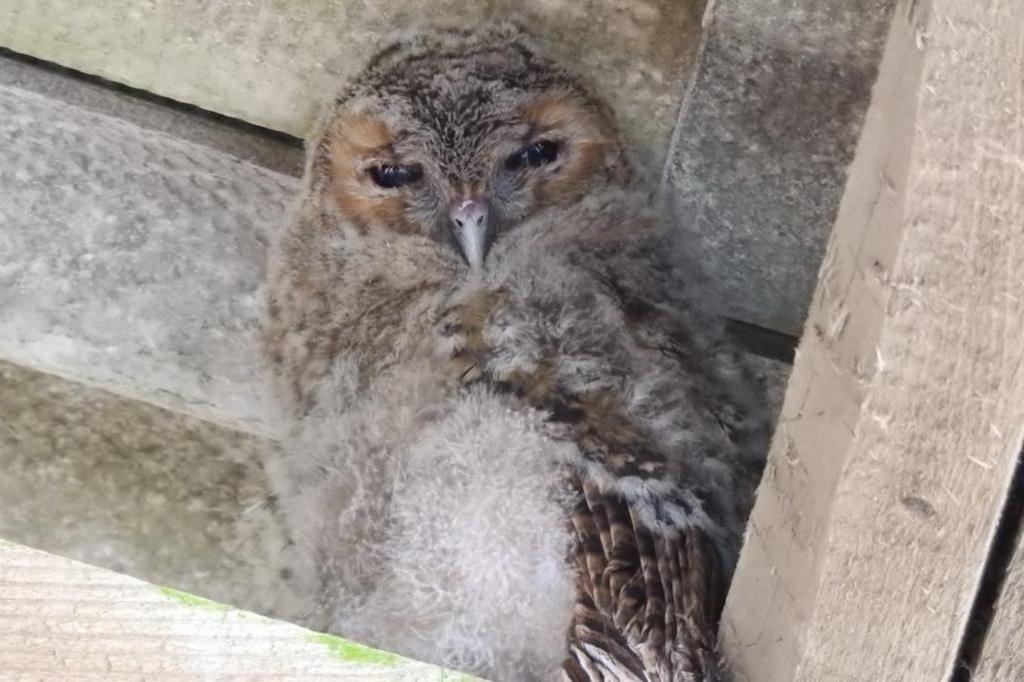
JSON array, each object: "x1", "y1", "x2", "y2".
[
  {"x1": 0, "y1": 50, "x2": 304, "y2": 176},
  {"x1": 666, "y1": 0, "x2": 899, "y2": 334},
  {"x1": 0, "y1": 360, "x2": 275, "y2": 609},
  {"x1": 0, "y1": 77, "x2": 297, "y2": 436}
]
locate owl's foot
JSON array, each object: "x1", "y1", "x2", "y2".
[{"x1": 436, "y1": 289, "x2": 501, "y2": 387}]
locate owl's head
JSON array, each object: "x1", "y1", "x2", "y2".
[{"x1": 312, "y1": 21, "x2": 637, "y2": 272}]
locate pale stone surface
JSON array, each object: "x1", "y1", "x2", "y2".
[
  {"x1": 0, "y1": 540, "x2": 479, "y2": 680},
  {"x1": 666, "y1": 0, "x2": 898, "y2": 334},
  {"x1": 0, "y1": 50, "x2": 305, "y2": 176},
  {"x1": 0, "y1": 77, "x2": 296, "y2": 436},
  {"x1": 0, "y1": 0, "x2": 706, "y2": 172},
  {"x1": 0, "y1": 360, "x2": 273, "y2": 610}
]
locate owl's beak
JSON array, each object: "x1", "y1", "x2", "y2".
[{"x1": 448, "y1": 199, "x2": 494, "y2": 272}]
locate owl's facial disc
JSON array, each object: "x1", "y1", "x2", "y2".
[
  {"x1": 322, "y1": 24, "x2": 634, "y2": 272},
  {"x1": 447, "y1": 199, "x2": 494, "y2": 271}
]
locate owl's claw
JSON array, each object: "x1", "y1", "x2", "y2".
[
  {"x1": 436, "y1": 304, "x2": 469, "y2": 358},
  {"x1": 445, "y1": 351, "x2": 482, "y2": 386},
  {"x1": 460, "y1": 361, "x2": 482, "y2": 384},
  {"x1": 436, "y1": 290, "x2": 501, "y2": 386}
]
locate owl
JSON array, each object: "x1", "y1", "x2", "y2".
[{"x1": 262, "y1": 20, "x2": 768, "y2": 682}]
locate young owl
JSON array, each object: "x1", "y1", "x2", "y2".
[{"x1": 263, "y1": 21, "x2": 768, "y2": 682}]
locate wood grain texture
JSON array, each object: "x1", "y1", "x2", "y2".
[
  {"x1": 0, "y1": 541, "x2": 479, "y2": 681},
  {"x1": 720, "y1": 0, "x2": 1024, "y2": 680}
]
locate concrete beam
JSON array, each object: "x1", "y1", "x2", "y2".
[
  {"x1": 0, "y1": 77, "x2": 292, "y2": 436},
  {"x1": 666, "y1": 0, "x2": 898, "y2": 334}
]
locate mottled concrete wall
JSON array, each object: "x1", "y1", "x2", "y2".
[
  {"x1": 0, "y1": 0, "x2": 705, "y2": 171},
  {"x1": 0, "y1": 360, "x2": 272, "y2": 609},
  {"x1": 0, "y1": 75, "x2": 292, "y2": 435},
  {"x1": 666, "y1": 0, "x2": 899, "y2": 334}
]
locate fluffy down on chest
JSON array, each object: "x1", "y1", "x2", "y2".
[{"x1": 292, "y1": 361, "x2": 581, "y2": 680}]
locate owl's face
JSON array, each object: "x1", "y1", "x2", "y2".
[{"x1": 315, "y1": 22, "x2": 633, "y2": 271}]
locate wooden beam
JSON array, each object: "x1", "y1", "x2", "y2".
[
  {"x1": 0, "y1": 540, "x2": 479, "y2": 680},
  {"x1": 720, "y1": 0, "x2": 1024, "y2": 679}
]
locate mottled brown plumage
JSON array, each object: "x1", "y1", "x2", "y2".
[{"x1": 262, "y1": 20, "x2": 768, "y2": 681}]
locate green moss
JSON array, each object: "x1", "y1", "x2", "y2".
[
  {"x1": 157, "y1": 586, "x2": 231, "y2": 612},
  {"x1": 154, "y1": 586, "x2": 481, "y2": 679},
  {"x1": 305, "y1": 632, "x2": 404, "y2": 667}
]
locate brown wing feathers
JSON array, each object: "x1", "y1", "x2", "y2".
[{"x1": 563, "y1": 473, "x2": 724, "y2": 682}]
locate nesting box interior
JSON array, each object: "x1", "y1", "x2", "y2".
[{"x1": 0, "y1": 0, "x2": 1021, "y2": 679}]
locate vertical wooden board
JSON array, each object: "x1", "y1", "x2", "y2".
[
  {"x1": 721, "y1": 0, "x2": 1024, "y2": 680},
  {"x1": 719, "y1": 0, "x2": 925, "y2": 677}
]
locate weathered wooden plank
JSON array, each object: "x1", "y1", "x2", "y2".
[
  {"x1": 0, "y1": 0, "x2": 704, "y2": 171},
  {"x1": 0, "y1": 540, "x2": 481, "y2": 680},
  {"x1": 720, "y1": 0, "x2": 1024, "y2": 680}
]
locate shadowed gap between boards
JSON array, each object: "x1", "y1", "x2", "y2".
[{"x1": 951, "y1": 448, "x2": 1024, "y2": 681}]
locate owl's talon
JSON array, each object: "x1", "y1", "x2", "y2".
[
  {"x1": 460, "y1": 362, "x2": 481, "y2": 384},
  {"x1": 446, "y1": 351, "x2": 483, "y2": 386}
]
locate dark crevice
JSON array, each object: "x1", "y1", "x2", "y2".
[
  {"x1": 0, "y1": 46, "x2": 304, "y2": 145},
  {"x1": 724, "y1": 318, "x2": 797, "y2": 365},
  {"x1": 950, "y1": 447, "x2": 1024, "y2": 681}
]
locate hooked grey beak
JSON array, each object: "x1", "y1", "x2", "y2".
[{"x1": 448, "y1": 199, "x2": 494, "y2": 271}]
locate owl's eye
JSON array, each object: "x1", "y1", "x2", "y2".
[
  {"x1": 369, "y1": 163, "x2": 423, "y2": 189},
  {"x1": 504, "y1": 140, "x2": 560, "y2": 172}
]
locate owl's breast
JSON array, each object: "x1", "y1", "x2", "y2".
[{"x1": 291, "y1": 359, "x2": 579, "y2": 680}]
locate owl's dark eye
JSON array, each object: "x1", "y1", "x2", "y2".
[
  {"x1": 504, "y1": 140, "x2": 560, "y2": 172},
  {"x1": 369, "y1": 163, "x2": 423, "y2": 189}
]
